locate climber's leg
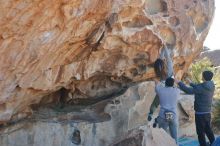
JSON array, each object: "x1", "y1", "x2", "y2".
[
  {"x1": 157, "y1": 116, "x2": 169, "y2": 133},
  {"x1": 195, "y1": 114, "x2": 207, "y2": 146},
  {"x1": 204, "y1": 113, "x2": 215, "y2": 145},
  {"x1": 169, "y1": 118, "x2": 178, "y2": 144}
]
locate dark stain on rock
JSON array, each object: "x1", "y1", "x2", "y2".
[
  {"x1": 184, "y1": 5, "x2": 189, "y2": 9},
  {"x1": 169, "y1": 16, "x2": 180, "y2": 27},
  {"x1": 161, "y1": 1, "x2": 168, "y2": 12},
  {"x1": 163, "y1": 14, "x2": 169, "y2": 17},
  {"x1": 130, "y1": 68, "x2": 138, "y2": 77},
  {"x1": 122, "y1": 15, "x2": 153, "y2": 28},
  {"x1": 114, "y1": 99, "x2": 120, "y2": 105},
  {"x1": 108, "y1": 13, "x2": 118, "y2": 27},
  {"x1": 146, "y1": 0, "x2": 167, "y2": 15},
  {"x1": 113, "y1": 130, "x2": 144, "y2": 146},
  {"x1": 133, "y1": 52, "x2": 148, "y2": 65},
  {"x1": 71, "y1": 129, "x2": 81, "y2": 145},
  {"x1": 138, "y1": 64, "x2": 147, "y2": 72},
  {"x1": 178, "y1": 61, "x2": 185, "y2": 67}
]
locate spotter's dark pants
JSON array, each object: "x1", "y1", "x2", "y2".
[{"x1": 195, "y1": 113, "x2": 215, "y2": 146}]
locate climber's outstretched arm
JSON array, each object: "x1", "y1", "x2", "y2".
[
  {"x1": 160, "y1": 46, "x2": 174, "y2": 78},
  {"x1": 147, "y1": 95, "x2": 159, "y2": 121},
  {"x1": 149, "y1": 95, "x2": 160, "y2": 114}
]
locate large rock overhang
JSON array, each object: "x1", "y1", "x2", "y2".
[{"x1": 0, "y1": 0, "x2": 215, "y2": 123}]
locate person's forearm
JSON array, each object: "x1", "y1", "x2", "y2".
[
  {"x1": 190, "y1": 82, "x2": 196, "y2": 87},
  {"x1": 178, "y1": 81, "x2": 194, "y2": 94}
]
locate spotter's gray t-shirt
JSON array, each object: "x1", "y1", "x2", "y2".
[{"x1": 155, "y1": 83, "x2": 181, "y2": 119}]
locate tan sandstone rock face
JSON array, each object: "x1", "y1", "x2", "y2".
[
  {"x1": 0, "y1": 0, "x2": 215, "y2": 123},
  {"x1": 0, "y1": 82, "x2": 177, "y2": 146}
]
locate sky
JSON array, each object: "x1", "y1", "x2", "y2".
[{"x1": 204, "y1": 0, "x2": 220, "y2": 50}]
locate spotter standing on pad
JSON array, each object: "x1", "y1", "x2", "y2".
[{"x1": 176, "y1": 71, "x2": 215, "y2": 146}]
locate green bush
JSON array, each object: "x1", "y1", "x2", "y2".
[
  {"x1": 188, "y1": 57, "x2": 220, "y2": 98},
  {"x1": 189, "y1": 57, "x2": 214, "y2": 83},
  {"x1": 213, "y1": 69, "x2": 220, "y2": 99},
  {"x1": 213, "y1": 100, "x2": 220, "y2": 131}
]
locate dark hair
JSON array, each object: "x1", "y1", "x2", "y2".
[
  {"x1": 202, "y1": 71, "x2": 213, "y2": 81},
  {"x1": 165, "y1": 77, "x2": 174, "y2": 87},
  {"x1": 154, "y1": 59, "x2": 166, "y2": 80}
]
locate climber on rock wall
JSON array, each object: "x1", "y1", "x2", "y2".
[
  {"x1": 147, "y1": 45, "x2": 181, "y2": 144},
  {"x1": 147, "y1": 45, "x2": 174, "y2": 122}
]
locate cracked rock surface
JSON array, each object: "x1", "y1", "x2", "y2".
[
  {"x1": 0, "y1": 82, "x2": 177, "y2": 146},
  {"x1": 0, "y1": 81, "x2": 195, "y2": 146}
]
